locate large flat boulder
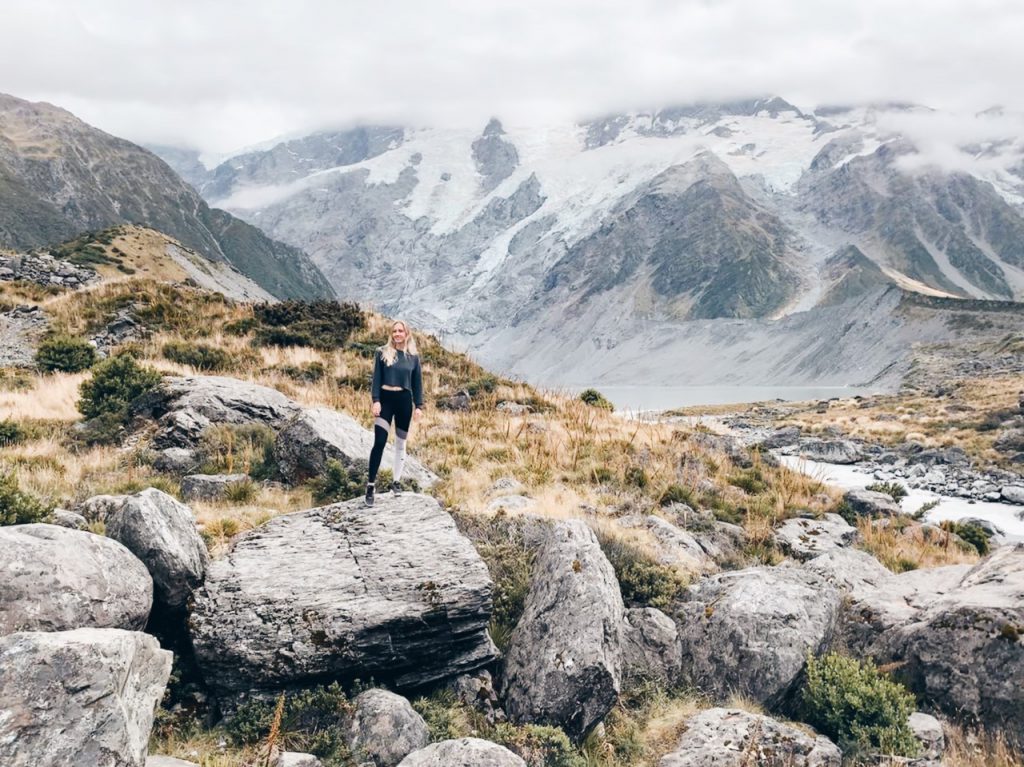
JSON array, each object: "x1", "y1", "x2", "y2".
[
  {"x1": 803, "y1": 548, "x2": 894, "y2": 594},
  {"x1": 774, "y1": 514, "x2": 857, "y2": 562},
  {"x1": 134, "y1": 375, "x2": 302, "y2": 448},
  {"x1": 274, "y1": 407, "x2": 438, "y2": 488},
  {"x1": 622, "y1": 607, "x2": 682, "y2": 686},
  {"x1": 0, "y1": 524, "x2": 152, "y2": 635},
  {"x1": 889, "y1": 544, "x2": 1024, "y2": 742},
  {"x1": 102, "y1": 489, "x2": 209, "y2": 610},
  {"x1": 345, "y1": 689, "x2": 430, "y2": 767},
  {"x1": 189, "y1": 493, "x2": 496, "y2": 698},
  {"x1": 0, "y1": 628, "x2": 172, "y2": 767},
  {"x1": 658, "y1": 708, "x2": 841, "y2": 766},
  {"x1": 675, "y1": 566, "x2": 842, "y2": 707},
  {"x1": 843, "y1": 488, "x2": 901, "y2": 518},
  {"x1": 799, "y1": 439, "x2": 863, "y2": 464},
  {"x1": 503, "y1": 520, "x2": 624, "y2": 742},
  {"x1": 398, "y1": 738, "x2": 526, "y2": 766}
]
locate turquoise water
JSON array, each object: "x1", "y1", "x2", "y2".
[{"x1": 571, "y1": 385, "x2": 880, "y2": 412}]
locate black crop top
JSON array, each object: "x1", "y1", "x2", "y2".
[{"x1": 371, "y1": 349, "x2": 424, "y2": 408}]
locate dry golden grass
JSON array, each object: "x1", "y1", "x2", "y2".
[
  {"x1": 941, "y1": 725, "x2": 1024, "y2": 767},
  {"x1": 0, "y1": 372, "x2": 86, "y2": 421},
  {"x1": 856, "y1": 517, "x2": 980, "y2": 572}
]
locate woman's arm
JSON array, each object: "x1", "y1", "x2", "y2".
[
  {"x1": 371, "y1": 351, "x2": 383, "y2": 413},
  {"x1": 412, "y1": 356, "x2": 424, "y2": 412}
]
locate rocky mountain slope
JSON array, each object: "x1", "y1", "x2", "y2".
[
  {"x1": 0, "y1": 93, "x2": 334, "y2": 301},
  {"x1": 157, "y1": 98, "x2": 1024, "y2": 386}
]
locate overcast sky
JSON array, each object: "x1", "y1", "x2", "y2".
[{"x1": 4, "y1": 0, "x2": 1024, "y2": 158}]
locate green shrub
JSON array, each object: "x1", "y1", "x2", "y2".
[
  {"x1": 798, "y1": 653, "x2": 919, "y2": 758},
  {"x1": 411, "y1": 690, "x2": 473, "y2": 742},
  {"x1": 866, "y1": 481, "x2": 908, "y2": 503},
  {"x1": 224, "y1": 479, "x2": 259, "y2": 504},
  {"x1": 623, "y1": 465, "x2": 648, "y2": 489},
  {"x1": 35, "y1": 334, "x2": 97, "y2": 373},
  {"x1": 162, "y1": 341, "x2": 235, "y2": 372},
  {"x1": 0, "y1": 472, "x2": 52, "y2": 526},
  {"x1": 940, "y1": 520, "x2": 991, "y2": 556},
  {"x1": 728, "y1": 467, "x2": 767, "y2": 495},
  {"x1": 226, "y1": 682, "x2": 353, "y2": 763},
  {"x1": 0, "y1": 419, "x2": 25, "y2": 446},
  {"x1": 492, "y1": 722, "x2": 587, "y2": 767},
  {"x1": 578, "y1": 388, "x2": 614, "y2": 411},
  {"x1": 465, "y1": 374, "x2": 500, "y2": 396},
  {"x1": 223, "y1": 316, "x2": 258, "y2": 336},
  {"x1": 659, "y1": 484, "x2": 695, "y2": 507},
  {"x1": 78, "y1": 354, "x2": 161, "y2": 421},
  {"x1": 310, "y1": 459, "x2": 378, "y2": 504},
  {"x1": 254, "y1": 300, "x2": 365, "y2": 350},
  {"x1": 596, "y1": 530, "x2": 687, "y2": 609},
  {"x1": 278, "y1": 361, "x2": 328, "y2": 382}
]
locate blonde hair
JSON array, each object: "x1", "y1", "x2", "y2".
[{"x1": 380, "y1": 319, "x2": 419, "y2": 365}]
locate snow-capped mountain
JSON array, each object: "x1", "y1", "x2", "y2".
[{"x1": 154, "y1": 98, "x2": 1024, "y2": 386}]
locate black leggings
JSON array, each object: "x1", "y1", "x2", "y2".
[{"x1": 368, "y1": 388, "x2": 413, "y2": 483}]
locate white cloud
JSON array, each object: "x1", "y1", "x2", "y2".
[{"x1": 3, "y1": 0, "x2": 1024, "y2": 156}]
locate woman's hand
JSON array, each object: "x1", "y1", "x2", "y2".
[
  {"x1": 372, "y1": 402, "x2": 381, "y2": 417},
  {"x1": 413, "y1": 408, "x2": 423, "y2": 422}
]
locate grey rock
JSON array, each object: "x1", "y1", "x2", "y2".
[
  {"x1": 153, "y1": 447, "x2": 201, "y2": 474},
  {"x1": 448, "y1": 670, "x2": 505, "y2": 723},
  {"x1": 496, "y1": 401, "x2": 531, "y2": 415},
  {"x1": 398, "y1": 738, "x2": 526, "y2": 766},
  {"x1": 617, "y1": 514, "x2": 716, "y2": 574},
  {"x1": 0, "y1": 524, "x2": 152, "y2": 635},
  {"x1": 759, "y1": 426, "x2": 801, "y2": 449},
  {"x1": 278, "y1": 754, "x2": 322, "y2": 767},
  {"x1": 78, "y1": 493, "x2": 129, "y2": 523},
  {"x1": 346, "y1": 689, "x2": 430, "y2": 766},
  {"x1": 803, "y1": 548, "x2": 893, "y2": 593},
  {"x1": 910, "y1": 446, "x2": 970, "y2": 467},
  {"x1": 180, "y1": 473, "x2": 251, "y2": 502},
  {"x1": 889, "y1": 544, "x2": 1024, "y2": 741},
  {"x1": 137, "y1": 375, "x2": 302, "y2": 449},
  {"x1": 147, "y1": 759, "x2": 200, "y2": 767},
  {"x1": 908, "y1": 712, "x2": 944, "y2": 762},
  {"x1": 487, "y1": 476, "x2": 526, "y2": 496},
  {"x1": 103, "y1": 489, "x2": 209, "y2": 609},
  {"x1": 675, "y1": 566, "x2": 842, "y2": 707},
  {"x1": 473, "y1": 118, "x2": 519, "y2": 193},
  {"x1": 774, "y1": 513, "x2": 858, "y2": 561},
  {"x1": 799, "y1": 439, "x2": 863, "y2": 464},
  {"x1": 994, "y1": 428, "x2": 1024, "y2": 454},
  {"x1": 503, "y1": 520, "x2": 623, "y2": 742},
  {"x1": 190, "y1": 493, "x2": 496, "y2": 699},
  {"x1": 622, "y1": 607, "x2": 682, "y2": 686},
  {"x1": 49, "y1": 507, "x2": 88, "y2": 529},
  {"x1": 487, "y1": 494, "x2": 535, "y2": 512},
  {"x1": 0, "y1": 628, "x2": 172, "y2": 767},
  {"x1": 437, "y1": 390, "x2": 472, "y2": 411},
  {"x1": 658, "y1": 707, "x2": 841, "y2": 766},
  {"x1": 1000, "y1": 485, "x2": 1024, "y2": 504},
  {"x1": 0, "y1": 304, "x2": 48, "y2": 367},
  {"x1": 274, "y1": 406, "x2": 437, "y2": 488},
  {"x1": 843, "y1": 488, "x2": 902, "y2": 517}
]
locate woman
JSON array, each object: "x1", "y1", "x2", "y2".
[{"x1": 365, "y1": 319, "x2": 423, "y2": 506}]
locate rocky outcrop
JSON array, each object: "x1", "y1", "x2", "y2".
[
  {"x1": 274, "y1": 407, "x2": 437, "y2": 488},
  {"x1": 397, "y1": 738, "x2": 526, "y2": 767},
  {"x1": 0, "y1": 251, "x2": 99, "y2": 288},
  {"x1": 0, "y1": 305, "x2": 48, "y2": 367},
  {"x1": 908, "y1": 712, "x2": 945, "y2": 763},
  {"x1": 180, "y1": 473, "x2": 251, "y2": 502},
  {"x1": 0, "y1": 524, "x2": 152, "y2": 635},
  {"x1": 774, "y1": 514, "x2": 858, "y2": 561},
  {"x1": 803, "y1": 548, "x2": 894, "y2": 594},
  {"x1": 798, "y1": 439, "x2": 863, "y2": 464},
  {"x1": 134, "y1": 375, "x2": 302, "y2": 449},
  {"x1": 0, "y1": 628, "x2": 172, "y2": 767},
  {"x1": 345, "y1": 689, "x2": 430, "y2": 767},
  {"x1": 622, "y1": 607, "x2": 682, "y2": 686},
  {"x1": 842, "y1": 488, "x2": 902, "y2": 517},
  {"x1": 147, "y1": 758, "x2": 199, "y2": 767},
  {"x1": 189, "y1": 493, "x2": 496, "y2": 698},
  {"x1": 616, "y1": 515, "x2": 717, "y2": 574},
  {"x1": 658, "y1": 708, "x2": 841, "y2": 766},
  {"x1": 503, "y1": 520, "x2": 624, "y2": 742},
  {"x1": 101, "y1": 489, "x2": 209, "y2": 610},
  {"x1": 675, "y1": 566, "x2": 842, "y2": 707}
]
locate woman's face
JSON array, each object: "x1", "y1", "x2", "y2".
[{"x1": 391, "y1": 323, "x2": 408, "y2": 347}]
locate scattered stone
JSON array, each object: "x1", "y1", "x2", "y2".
[
  {"x1": 447, "y1": 670, "x2": 505, "y2": 724},
  {"x1": 0, "y1": 628, "x2": 172, "y2": 767},
  {"x1": 180, "y1": 473, "x2": 251, "y2": 502},
  {"x1": 345, "y1": 689, "x2": 430, "y2": 766},
  {"x1": 101, "y1": 489, "x2": 209, "y2": 610},
  {"x1": 91, "y1": 308, "x2": 146, "y2": 356},
  {"x1": 842, "y1": 488, "x2": 902, "y2": 517},
  {"x1": 49, "y1": 507, "x2": 88, "y2": 529},
  {"x1": 908, "y1": 712, "x2": 945, "y2": 762},
  {"x1": 994, "y1": 428, "x2": 1024, "y2": 454},
  {"x1": 0, "y1": 251, "x2": 98, "y2": 289},
  {"x1": 774, "y1": 514, "x2": 858, "y2": 561},
  {"x1": 496, "y1": 401, "x2": 531, "y2": 415},
  {"x1": 278, "y1": 755, "x2": 321, "y2": 767},
  {"x1": 658, "y1": 707, "x2": 841, "y2": 766},
  {"x1": 616, "y1": 514, "x2": 716, "y2": 574},
  {"x1": 486, "y1": 494, "x2": 534, "y2": 512},
  {"x1": 437, "y1": 390, "x2": 471, "y2": 411},
  {"x1": 0, "y1": 304, "x2": 49, "y2": 367},
  {"x1": 758, "y1": 426, "x2": 802, "y2": 449},
  {"x1": 504, "y1": 520, "x2": 623, "y2": 742},
  {"x1": 622, "y1": 607, "x2": 682, "y2": 686},
  {"x1": 487, "y1": 476, "x2": 526, "y2": 496},
  {"x1": 153, "y1": 447, "x2": 201, "y2": 474},
  {"x1": 675, "y1": 566, "x2": 842, "y2": 707},
  {"x1": 397, "y1": 738, "x2": 526, "y2": 766},
  {"x1": 799, "y1": 439, "x2": 863, "y2": 464},
  {"x1": 190, "y1": 494, "x2": 496, "y2": 699},
  {"x1": 1001, "y1": 486, "x2": 1024, "y2": 505},
  {"x1": 274, "y1": 406, "x2": 437, "y2": 488},
  {"x1": 0, "y1": 524, "x2": 152, "y2": 635}
]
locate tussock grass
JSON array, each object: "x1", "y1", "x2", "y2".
[
  {"x1": 855, "y1": 516, "x2": 980, "y2": 572},
  {"x1": 0, "y1": 372, "x2": 88, "y2": 421}
]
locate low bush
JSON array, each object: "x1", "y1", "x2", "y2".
[
  {"x1": 199, "y1": 424, "x2": 278, "y2": 480},
  {"x1": 310, "y1": 459, "x2": 376, "y2": 504},
  {"x1": 77, "y1": 355, "x2": 161, "y2": 431},
  {"x1": 578, "y1": 388, "x2": 614, "y2": 411},
  {"x1": 940, "y1": 520, "x2": 991, "y2": 556},
  {"x1": 277, "y1": 361, "x2": 328, "y2": 382},
  {"x1": 659, "y1": 484, "x2": 695, "y2": 508},
  {"x1": 0, "y1": 472, "x2": 52, "y2": 526},
  {"x1": 798, "y1": 652, "x2": 919, "y2": 758},
  {"x1": 226, "y1": 682, "x2": 353, "y2": 764},
  {"x1": 596, "y1": 530, "x2": 687, "y2": 609},
  {"x1": 0, "y1": 419, "x2": 25, "y2": 446},
  {"x1": 162, "y1": 341, "x2": 236, "y2": 372},
  {"x1": 623, "y1": 465, "x2": 648, "y2": 489},
  {"x1": 727, "y1": 467, "x2": 767, "y2": 495},
  {"x1": 35, "y1": 334, "x2": 97, "y2": 373},
  {"x1": 866, "y1": 481, "x2": 908, "y2": 503},
  {"x1": 254, "y1": 300, "x2": 365, "y2": 350},
  {"x1": 492, "y1": 722, "x2": 587, "y2": 767}
]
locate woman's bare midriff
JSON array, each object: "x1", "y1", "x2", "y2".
[{"x1": 381, "y1": 385, "x2": 403, "y2": 391}]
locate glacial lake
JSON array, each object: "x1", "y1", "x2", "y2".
[{"x1": 570, "y1": 385, "x2": 881, "y2": 413}]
